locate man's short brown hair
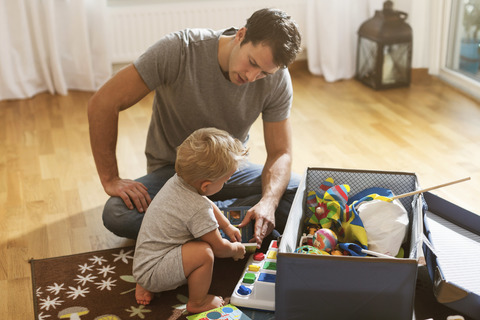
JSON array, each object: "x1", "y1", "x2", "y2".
[{"x1": 242, "y1": 8, "x2": 302, "y2": 68}]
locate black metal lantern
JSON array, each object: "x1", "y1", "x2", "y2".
[{"x1": 355, "y1": 1, "x2": 413, "y2": 90}]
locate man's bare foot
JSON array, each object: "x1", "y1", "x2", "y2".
[
  {"x1": 186, "y1": 294, "x2": 225, "y2": 313},
  {"x1": 135, "y1": 283, "x2": 154, "y2": 305}
]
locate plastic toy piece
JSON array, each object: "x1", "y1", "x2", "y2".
[
  {"x1": 258, "y1": 273, "x2": 276, "y2": 283},
  {"x1": 243, "y1": 273, "x2": 256, "y2": 284},
  {"x1": 263, "y1": 262, "x2": 276, "y2": 270},
  {"x1": 253, "y1": 252, "x2": 264, "y2": 261},
  {"x1": 267, "y1": 251, "x2": 277, "y2": 260},
  {"x1": 237, "y1": 285, "x2": 252, "y2": 296},
  {"x1": 248, "y1": 265, "x2": 261, "y2": 272},
  {"x1": 294, "y1": 245, "x2": 328, "y2": 255},
  {"x1": 230, "y1": 240, "x2": 278, "y2": 311}
]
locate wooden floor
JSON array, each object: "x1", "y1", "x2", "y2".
[{"x1": 1, "y1": 62, "x2": 479, "y2": 318}]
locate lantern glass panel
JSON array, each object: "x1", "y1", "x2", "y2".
[
  {"x1": 357, "y1": 37, "x2": 378, "y2": 88},
  {"x1": 382, "y1": 43, "x2": 411, "y2": 85}
]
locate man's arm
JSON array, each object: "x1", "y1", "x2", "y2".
[
  {"x1": 87, "y1": 64, "x2": 152, "y2": 212},
  {"x1": 238, "y1": 118, "x2": 293, "y2": 247}
]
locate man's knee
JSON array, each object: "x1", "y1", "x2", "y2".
[{"x1": 102, "y1": 197, "x2": 142, "y2": 239}]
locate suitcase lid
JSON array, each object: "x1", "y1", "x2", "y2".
[{"x1": 422, "y1": 192, "x2": 480, "y2": 320}]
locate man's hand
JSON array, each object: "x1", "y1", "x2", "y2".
[
  {"x1": 237, "y1": 201, "x2": 275, "y2": 248},
  {"x1": 104, "y1": 178, "x2": 151, "y2": 213}
]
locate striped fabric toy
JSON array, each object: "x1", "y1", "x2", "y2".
[{"x1": 306, "y1": 178, "x2": 368, "y2": 249}]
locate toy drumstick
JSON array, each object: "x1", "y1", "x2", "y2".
[
  {"x1": 339, "y1": 243, "x2": 397, "y2": 258},
  {"x1": 391, "y1": 177, "x2": 471, "y2": 200},
  {"x1": 361, "y1": 249, "x2": 397, "y2": 259}
]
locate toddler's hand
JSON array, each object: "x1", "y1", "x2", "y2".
[
  {"x1": 232, "y1": 242, "x2": 246, "y2": 261},
  {"x1": 223, "y1": 224, "x2": 241, "y2": 242}
]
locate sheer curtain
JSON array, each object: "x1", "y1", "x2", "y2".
[
  {"x1": 0, "y1": 0, "x2": 111, "y2": 100},
  {"x1": 305, "y1": 0, "x2": 385, "y2": 82}
]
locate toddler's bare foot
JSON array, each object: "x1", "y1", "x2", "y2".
[
  {"x1": 187, "y1": 294, "x2": 225, "y2": 313},
  {"x1": 135, "y1": 283, "x2": 154, "y2": 305}
]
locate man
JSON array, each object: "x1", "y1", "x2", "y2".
[{"x1": 88, "y1": 8, "x2": 302, "y2": 248}]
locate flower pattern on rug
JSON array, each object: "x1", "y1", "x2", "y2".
[{"x1": 32, "y1": 247, "x2": 158, "y2": 320}]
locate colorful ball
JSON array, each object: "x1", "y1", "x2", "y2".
[
  {"x1": 313, "y1": 228, "x2": 338, "y2": 252},
  {"x1": 294, "y1": 245, "x2": 329, "y2": 255}
]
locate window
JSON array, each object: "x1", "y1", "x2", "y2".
[{"x1": 446, "y1": 0, "x2": 480, "y2": 81}]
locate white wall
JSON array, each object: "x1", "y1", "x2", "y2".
[
  {"x1": 107, "y1": 0, "x2": 432, "y2": 69},
  {"x1": 108, "y1": 0, "x2": 307, "y2": 64}
]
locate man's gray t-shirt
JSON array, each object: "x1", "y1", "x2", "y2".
[
  {"x1": 132, "y1": 174, "x2": 218, "y2": 288},
  {"x1": 134, "y1": 28, "x2": 293, "y2": 173}
]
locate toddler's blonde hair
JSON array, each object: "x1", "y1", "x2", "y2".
[{"x1": 175, "y1": 128, "x2": 248, "y2": 183}]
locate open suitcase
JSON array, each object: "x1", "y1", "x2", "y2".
[
  {"x1": 274, "y1": 167, "x2": 479, "y2": 319},
  {"x1": 276, "y1": 167, "x2": 423, "y2": 320}
]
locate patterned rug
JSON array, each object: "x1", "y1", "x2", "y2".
[{"x1": 30, "y1": 246, "x2": 274, "y2": 320}]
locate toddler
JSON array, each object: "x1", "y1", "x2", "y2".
[{"x1": 133, "y1": 127, "x2": 247, "y2": 313}]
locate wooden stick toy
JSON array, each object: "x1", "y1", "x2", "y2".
[{"x1": 391, "y1": 177, "x2": 471, "y2": 200}]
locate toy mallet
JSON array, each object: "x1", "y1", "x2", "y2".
[{"x1": 391, "y1": 177, "x2": 471, "y2": 200}]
